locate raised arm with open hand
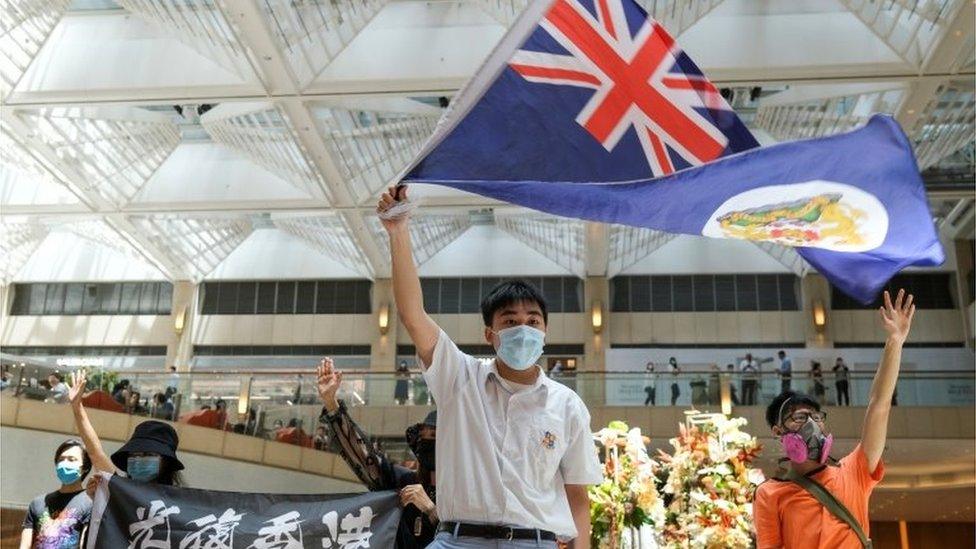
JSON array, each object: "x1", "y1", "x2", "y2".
[
  {"x1": 861, "y1": 289, "x2": 915, "y2": 472},
  {"x1": 316, "y1": 357, "x2": 388, "y2": 490},
  {"x1": 69, "y1": 370, "x2": 117, "y2": 475}
]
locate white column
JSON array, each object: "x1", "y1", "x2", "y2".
[{"x1": 166, "y1": 281, "x2": 197, "y2": 371}]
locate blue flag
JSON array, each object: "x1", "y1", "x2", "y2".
[{"x1": 399, "y1": 0, "x2": 944, "y2": 302}]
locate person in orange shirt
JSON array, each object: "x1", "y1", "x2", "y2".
[{"x1": 754, "y1": 289, "x2": 915, "y2": 549}]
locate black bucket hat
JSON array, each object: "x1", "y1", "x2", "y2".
[
  {"x1": 422, "y1": 410, "x2": 437, "y2": 428},
  {"x1": 111, "y1": 420, "x2": 184, "y2": 472}
]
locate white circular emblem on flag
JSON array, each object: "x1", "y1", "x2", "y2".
[{"x1": 701, "y1": 181, "x2": 889, "y2": 252}]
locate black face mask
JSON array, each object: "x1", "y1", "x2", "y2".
[
  {"x1": 406, "y1": 424, "x2": 436, "y2": 472},
  {"x1": 413, "y1": 439, "x2": 436, "y2": 472}
]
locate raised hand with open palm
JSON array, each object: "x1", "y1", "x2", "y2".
[
  {"x1": 879, "y1": 289, "x2": 915, "y2": 344},
  {"x1": 316, "y1": 357, "x2": 342, "y2": 413},
  {"x1": 68, "y1": 369, "x2": 88, "y2": 406}
]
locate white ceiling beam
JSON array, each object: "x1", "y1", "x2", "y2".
[
  {"x1": 222, "y1": 0, "x2": 389, "y2": 278},
  {"x1": 216, "y1": 0, "x2": 298, "y2": 95},
  {"x1": 102, "y1": 215, "x2": 185, "y2": 280},
  {"x1": 314, "y1": 104, "x2": 439, "y2": 205},
  {"x1": 253, "y1": 0, "x2": 388, "y2": 90},
  {"x1": 2, "y1": 112, "x2": 185, "y2": 279},
  {"x1": 584, "y1": 222, "x2": 609, "y2": 277},
  {"x1": 0, "y1": 0, "x2": 71, "y2": 99},
  {"x1": 639, "y1": 0, "x2": 725, "y2": 37},
  {"x1": 0, "y1": 221, "x2": 50, "y2": 284},
  {"x1": 938, "y1": 198, "x2": 975, "y2": 238},
  {"x1": 126, "y1": 215, "x2": 253, "y2": 281},
  {"x1": 606, "y1": 225, "x2": 677, "y2": 278},
  {"x1": 13, "y1": 107, "x2": 181, "y2": 208},
  {"x1": 0, "y1": 195, "x2": 518, "y2": 217},
  {"x1": 754, "y1": 3, "x2": 973, "y2": 167},
  {"x1": 750, "y1": 241, "x2": 810, "y2": 278},
  {"x1": 1, "y1": 112, "x2": 107, "y2": 212},
  {"x1": 496, "y1": 214, "x2": 586, "y2": 277},
  {"x1": 895, "y1": 0, "x2": 975, "y2": 129},
  {"x1": 201, "y1": 103, "x2": 330, "y2": 201},
  {"x1": 367, "y1": 213, "x2": 472, "y2": 269},
  {"x1": 3, "y1": 71, "x2": 974, "y2": 109},
  {"x1": 894, "y1": 2, "x2": 975, "y2": 169},
  {"x1": 341, "y1": 210, "x2": 391, "y2": 279},
  {"x1": 116, "y1": 0, "x2": 253, "y2": 79},
  {"x1": 477, "y1": 0, "x2": 724, "y2": 35},
  {"x1": 273, "y1": 213, "x2": 375, "y2": 278}
]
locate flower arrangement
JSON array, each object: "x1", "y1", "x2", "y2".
[
  {"x1": 657, "y1": 414, "x2": 764, "y2": 548},
  {"x1": 589, "y1": 420, "x2": 666, "y2": 548},
  {"x1": 589, "y1": 414, "x2": 764, "y2": 548}
]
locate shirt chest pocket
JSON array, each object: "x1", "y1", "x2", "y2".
[{"x1": 526, "y1": 415, "x2": 566, "y2": 488}]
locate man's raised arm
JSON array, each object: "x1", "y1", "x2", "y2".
[{"x1": 378, "y1": 185, "x2": 440, "y2": 366}]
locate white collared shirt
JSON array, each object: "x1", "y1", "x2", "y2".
[{"x1": 420, "y1": 330, "x2": 603, "y2": 540}]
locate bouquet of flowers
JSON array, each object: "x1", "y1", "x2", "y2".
[
  {"x1": 657, "y1": 414, "x2": 764, "y2": 548},
  {"x1": 589, "y1": 421, "x2": 666, "y2": 548}
]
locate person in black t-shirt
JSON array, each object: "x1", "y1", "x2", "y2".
[
  {"x1": 317, "y1": 358, "x2": 438, "y2": 549},
  {"x1": 21, "y1": 439, "x2": 92, "y2": 549}
]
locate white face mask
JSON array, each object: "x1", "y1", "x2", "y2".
[{"x1": 492, "y1": 325, "x2": 546, "y2": 370}]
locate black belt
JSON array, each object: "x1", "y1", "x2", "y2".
[{"x1": 439, "y1": 522, "x2": 557, "y2": 541}]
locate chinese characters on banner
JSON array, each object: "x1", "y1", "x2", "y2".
[{"x1": 86, "y1": 474, "x2": 400, "y2": 549}]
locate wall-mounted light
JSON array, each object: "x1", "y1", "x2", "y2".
[
  {"x1": 238, "y1": 377, "x2": 252, "y2": 416},
  {"x1": 720, "y1": 371, "x2": 733, "y2": 416},
  {"x1": 378, "y1": 303, "x2": 390, "y2": 335},
  {"x1": 174, "y1": 306, "x2": 187, "y2": 336},
  {"x1": 812, "y1": 299, "x2": 827, "y2": 333},
  {"x1": 591, "y1": 300, "x2": 603, "y2": 334}
]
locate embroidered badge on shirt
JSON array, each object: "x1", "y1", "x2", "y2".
[{"x1": 541, "y1": 431, "x2": 557, "y2": 450}]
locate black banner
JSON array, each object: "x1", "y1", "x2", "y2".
[{"x1": 87, "y1": 474, "x2": 400, "y2": 548}]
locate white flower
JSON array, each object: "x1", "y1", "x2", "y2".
[
  {"x1": 747, "y1": 468, "x2": 766, "y2": 486},
  {"x1": 707, "y1": 439, "x2": 727, "y2": 462},
  {"x1": 689, "y1": 490, "x2": 712, "y2": 504},
  {"x1": 594, "y1": 427, "x2": 619, "y2": 448},
  {"x1": 626, "y1": 428, "x2": 650, "y2": 462}
]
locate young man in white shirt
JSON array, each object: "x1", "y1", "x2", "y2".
[{"x1": 378, "y1": 186, "x2": 603, "y2": 548}]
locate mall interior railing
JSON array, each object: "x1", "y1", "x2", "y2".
[{"x1": 2, "y1": 362, "x2": 973, "y2": 462}]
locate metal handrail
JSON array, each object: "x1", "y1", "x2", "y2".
[{"x1": 5, "y1": 368, "x2": 970, "y2": 377}]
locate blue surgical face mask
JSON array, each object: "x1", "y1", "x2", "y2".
[
  {"x1": 55, "y1": 461, "x2": 82, "y2": 485},
  {"x1": 493, "y1": 325, "x2": 545, "y2": 371},
  {"x1": 127, "y1": 455, "x2": 162, "y2": 482}
]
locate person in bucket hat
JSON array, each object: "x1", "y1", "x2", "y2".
[{"x1": 68, "y1": 370, "x2": 185, "y2": 495}]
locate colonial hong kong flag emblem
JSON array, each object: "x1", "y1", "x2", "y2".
[{"x1": 509, "y1": 0, "x2": 736, "y2": 176}]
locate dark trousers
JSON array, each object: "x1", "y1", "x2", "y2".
[
  {"x1": 741, "y1": 379, "x2": 758, "y2": 405},
  {"x1": 644, "y1": 386, "x2": 656, "y2": 406},
  {"x1": 836, "y1": 380, "x2": 850, "y2": 406},
  {"x1": 781, "y1": 377, "x2": 791, "y2": 394},
  {"x1": 813, "y1": 382, "x2": 826, "y2": 404},
  {"x1": 670, "y1": 383, "x2": 680, "y2": 406}
]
